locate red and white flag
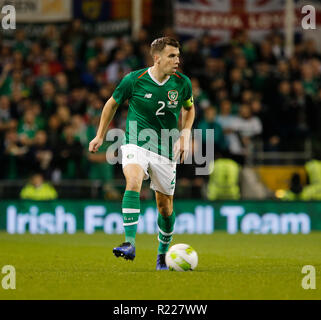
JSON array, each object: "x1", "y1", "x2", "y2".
[{"x1": 174, "y1": 0, "x2": 321, "y2": 44}]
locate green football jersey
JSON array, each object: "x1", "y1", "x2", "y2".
[{"x1": 112, "y1": 67, "x2": 193, "y2": 160}]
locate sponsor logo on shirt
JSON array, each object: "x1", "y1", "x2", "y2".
[
  {"x1": 167, "y1": 100, "x2": 178, "y2": 108},
  {"x1": 144, "y1": 93, "x2": 152, "y2": 98}
]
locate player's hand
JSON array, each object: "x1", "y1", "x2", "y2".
[
  {"x1": 89, "y1": 136, "x2": 103, "y2": 153},
  {"x1": 174, "y1": 129, "x2": 191, "y2": 163}
]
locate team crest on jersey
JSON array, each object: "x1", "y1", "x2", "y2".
[
  {"x1": 168, "y1": 90, "x2": 178, "y2": 101},
  {"x1": 167, "y1": 90, "x2": 179, "y2": 108}
]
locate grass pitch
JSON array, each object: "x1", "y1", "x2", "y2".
[{"x1": 0, "y1": 232, "x2": 320, "y2": 300}]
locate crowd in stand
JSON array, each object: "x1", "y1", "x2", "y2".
[{"x1": 0, "y1": 20, "x2": 321, "y2": 198}]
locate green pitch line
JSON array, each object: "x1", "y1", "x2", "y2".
[{"x1": 0, "y1": 232, "x2": 320, "y2": 300}]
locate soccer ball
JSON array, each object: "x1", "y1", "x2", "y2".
[{"x1": 165, "y1": 243, "x2": 198, "y2": 271}]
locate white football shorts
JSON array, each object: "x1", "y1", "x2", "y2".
[{"x1": 120, "y1": 144, "x2": 177, "y2": 196}]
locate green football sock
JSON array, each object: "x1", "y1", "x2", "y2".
[
  {"x1": 122, "y1": 190, "x2": 140, "y2": 247},
  {"x1": 157, "y1": 211, "x2": 176, "y2": 254}
]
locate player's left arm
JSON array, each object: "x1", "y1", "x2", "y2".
[
  {"x1": 181, "y1": 96, "x2": 195, "y2": 131},
  {"x1": 174, "y1": 97, "x2": 195, "y2": 163}
]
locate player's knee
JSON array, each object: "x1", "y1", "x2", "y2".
[
  {"x1": 126, "y1": 177, "x2": 142, "y2": 192},
  {"x1": 158, "y1": 203, "x2": 173, "y2": 218}
]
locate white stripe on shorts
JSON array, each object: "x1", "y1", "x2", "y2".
[{"x1": 122, "y1": 208, "x2": 140, "y2": 213}]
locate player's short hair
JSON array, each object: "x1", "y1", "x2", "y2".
[{"x1": 150, "y1": 37, "x2": 180, "y2": 56}]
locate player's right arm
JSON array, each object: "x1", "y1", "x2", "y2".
[
  {"x1": 89, "y1": 72, "x2": 133, "y2": 153},
  {"x1": 88, "y1": 97, "x2": 119, "y2": 153}
]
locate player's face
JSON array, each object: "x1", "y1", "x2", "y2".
[{"x1": 158, "y1": 45, "x2": 180, "y2": 75}]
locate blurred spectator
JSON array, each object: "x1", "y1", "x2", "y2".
[
  {"x1": 47, "y1": 114, "x2": 62, "y2": 149},
  {"x1": 258, "y1": 40, "x2": 277, "y2": 65},
  {"x1": 18, "y1": 109, "x2": 42, "y2": 146},
  {"x1": 25, "y1": 130, "x2": 53, "y2": 178},
  {"x1": 56, "y1": 105, "x2": 71, "y2": 127},
  {"x1": 302, "y1": 39, "x2": 321, "y2": 60},
  {"x1": 231, "y1": 30, "x2": 257, "y2": 64},
  {"x1": 310, "y1": 88, "x2": 321, "y2": 158},
  {"x1": 227, "y1": 104, "x2": 262, "y2": 164},
  {"x1": 34, "y1": 63, "x2": 51, "y2": 89},
  {"x1": 241, "y1": 89, "x2": 254, "y2": 105},
  {"x1": 81, "y1": 57, "x2": 99, "y2": 90},
  {"x1": 235, "y1": 56, "x2": 253, "y2": 88},
  {"x1": 0, "y1": 45, "x2": 13, "y2": 68},
  {"x1": 0, "y1": 68, "x2": 29, "y2": 97},
  {"x1": 301, "y1": 160, "x2": 321, "y2": 200},
  {"x1": 71, "y1": 114, "x2": 87, "y2": 146},
  {"x1": 0, "y1": 95, "x2": 17, "y2": 133},
  {"x1": 69, "y1": 87, "x2": 88, "y2": 115},
  {"x1": 197, "y1": 106, "x2": 227, "y2": 154},
  {"x1": 252, "y1": 62, "x2": 272, "y2": 101},
  {"x1": 0, "y1": 63, "x2": 13, "y2": 91},
  {"x1": 0, "y1": 129, "x2": 28, "y2": 179},
  {"x1": 288, "y1": 55, "x2": 301, "y2": 80},
  {"x1": 55, "y1": 72, "x2": 69, "y2": 94},
  {"x1": 40, "y1": 81, "x2": 56, "y2": 117},
  {"x1": 56, "y1": 125, "x2": 84, "y2": 179},
  {"x1": 199, "y1": 33, "x2": 215, "y2": 59},
  {"x1": 13, "y1": 30, "x2": 29, "y2": 59},
  {"x1": 190, "y1": 77, "x2": 210, "y2": 123},
  {"x1": 123, "y1": 41, "x2": 141, "y2": 70},
  {"x1": 270, "y1": 33, "x2": 285, "y2": 60},
  {"x1": 274, "y1": 60, "x2": 291, "y2": 83},
  {"x1": 202, "y1": 57, "x2": 225, "y2": 97},
  {"x1": 214, "y1": 88, "x2": 229, "y2": 106},
  {"x1": 40, "y1": 24, "x2": 61, "y2": 52},
  {"x1": 217, "y1": 99, "x2": 235, "y2": 126},
  {"x1": 291, "y1": 80, "x2": 313, "y2": 135},
  {"x1": 268, "y1": 80, "x2": 292, "y2": 150},
  {"x1": 43, "y1": 47, "x2": 63, "y2": 76},
  {"x1": 55, "y1": 93, "x2": 68, "y2": 109},
  {"x1": 182, "y1": 39, "x2": 204, "y2": 78},
  {"x1": 216, "y1": 99, "x2": 237, "y2": 151},
  {"x1": 301, "y1": 63, "x2": 318, "y2": 97},
  {"x1": 20, "y1": 173, "x2": 57, "y2": 200},
  {"x1": 64, "y1": 58, "x2": 82, "y2": 89},
  {"x1": 61, "y1": 19, "x2": 88, "y2": 60},
  {"x1": 27, "y1": 42, "x2": 43, "y2": 68},
  {"x1": 86, "y1": 95, "x2": 104, "y2": 121},
  {"x1": 227, "y1": 68, "x2": 249, "y2": 103},
  {"x1": 250, "y1": 98, "x2": 264, "y2": 119},
  {"x1": 207, "y1": 157, "x2": 240, "y2": 200},
  {"x1": 105, "y1": 49, "x2": 130, "y2": 84}
]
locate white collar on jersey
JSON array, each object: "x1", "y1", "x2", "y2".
[{"x1": 148, "y1": 67, "x2": 170, "y2": 86}]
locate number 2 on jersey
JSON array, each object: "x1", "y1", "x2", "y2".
[{"x1": 156, "y1": 101, "x2": 165, "y2": 116}]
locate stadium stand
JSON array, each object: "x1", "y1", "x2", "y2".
[{"x1": 0, "y1": 21, "x2": 321, "y2": 200}]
